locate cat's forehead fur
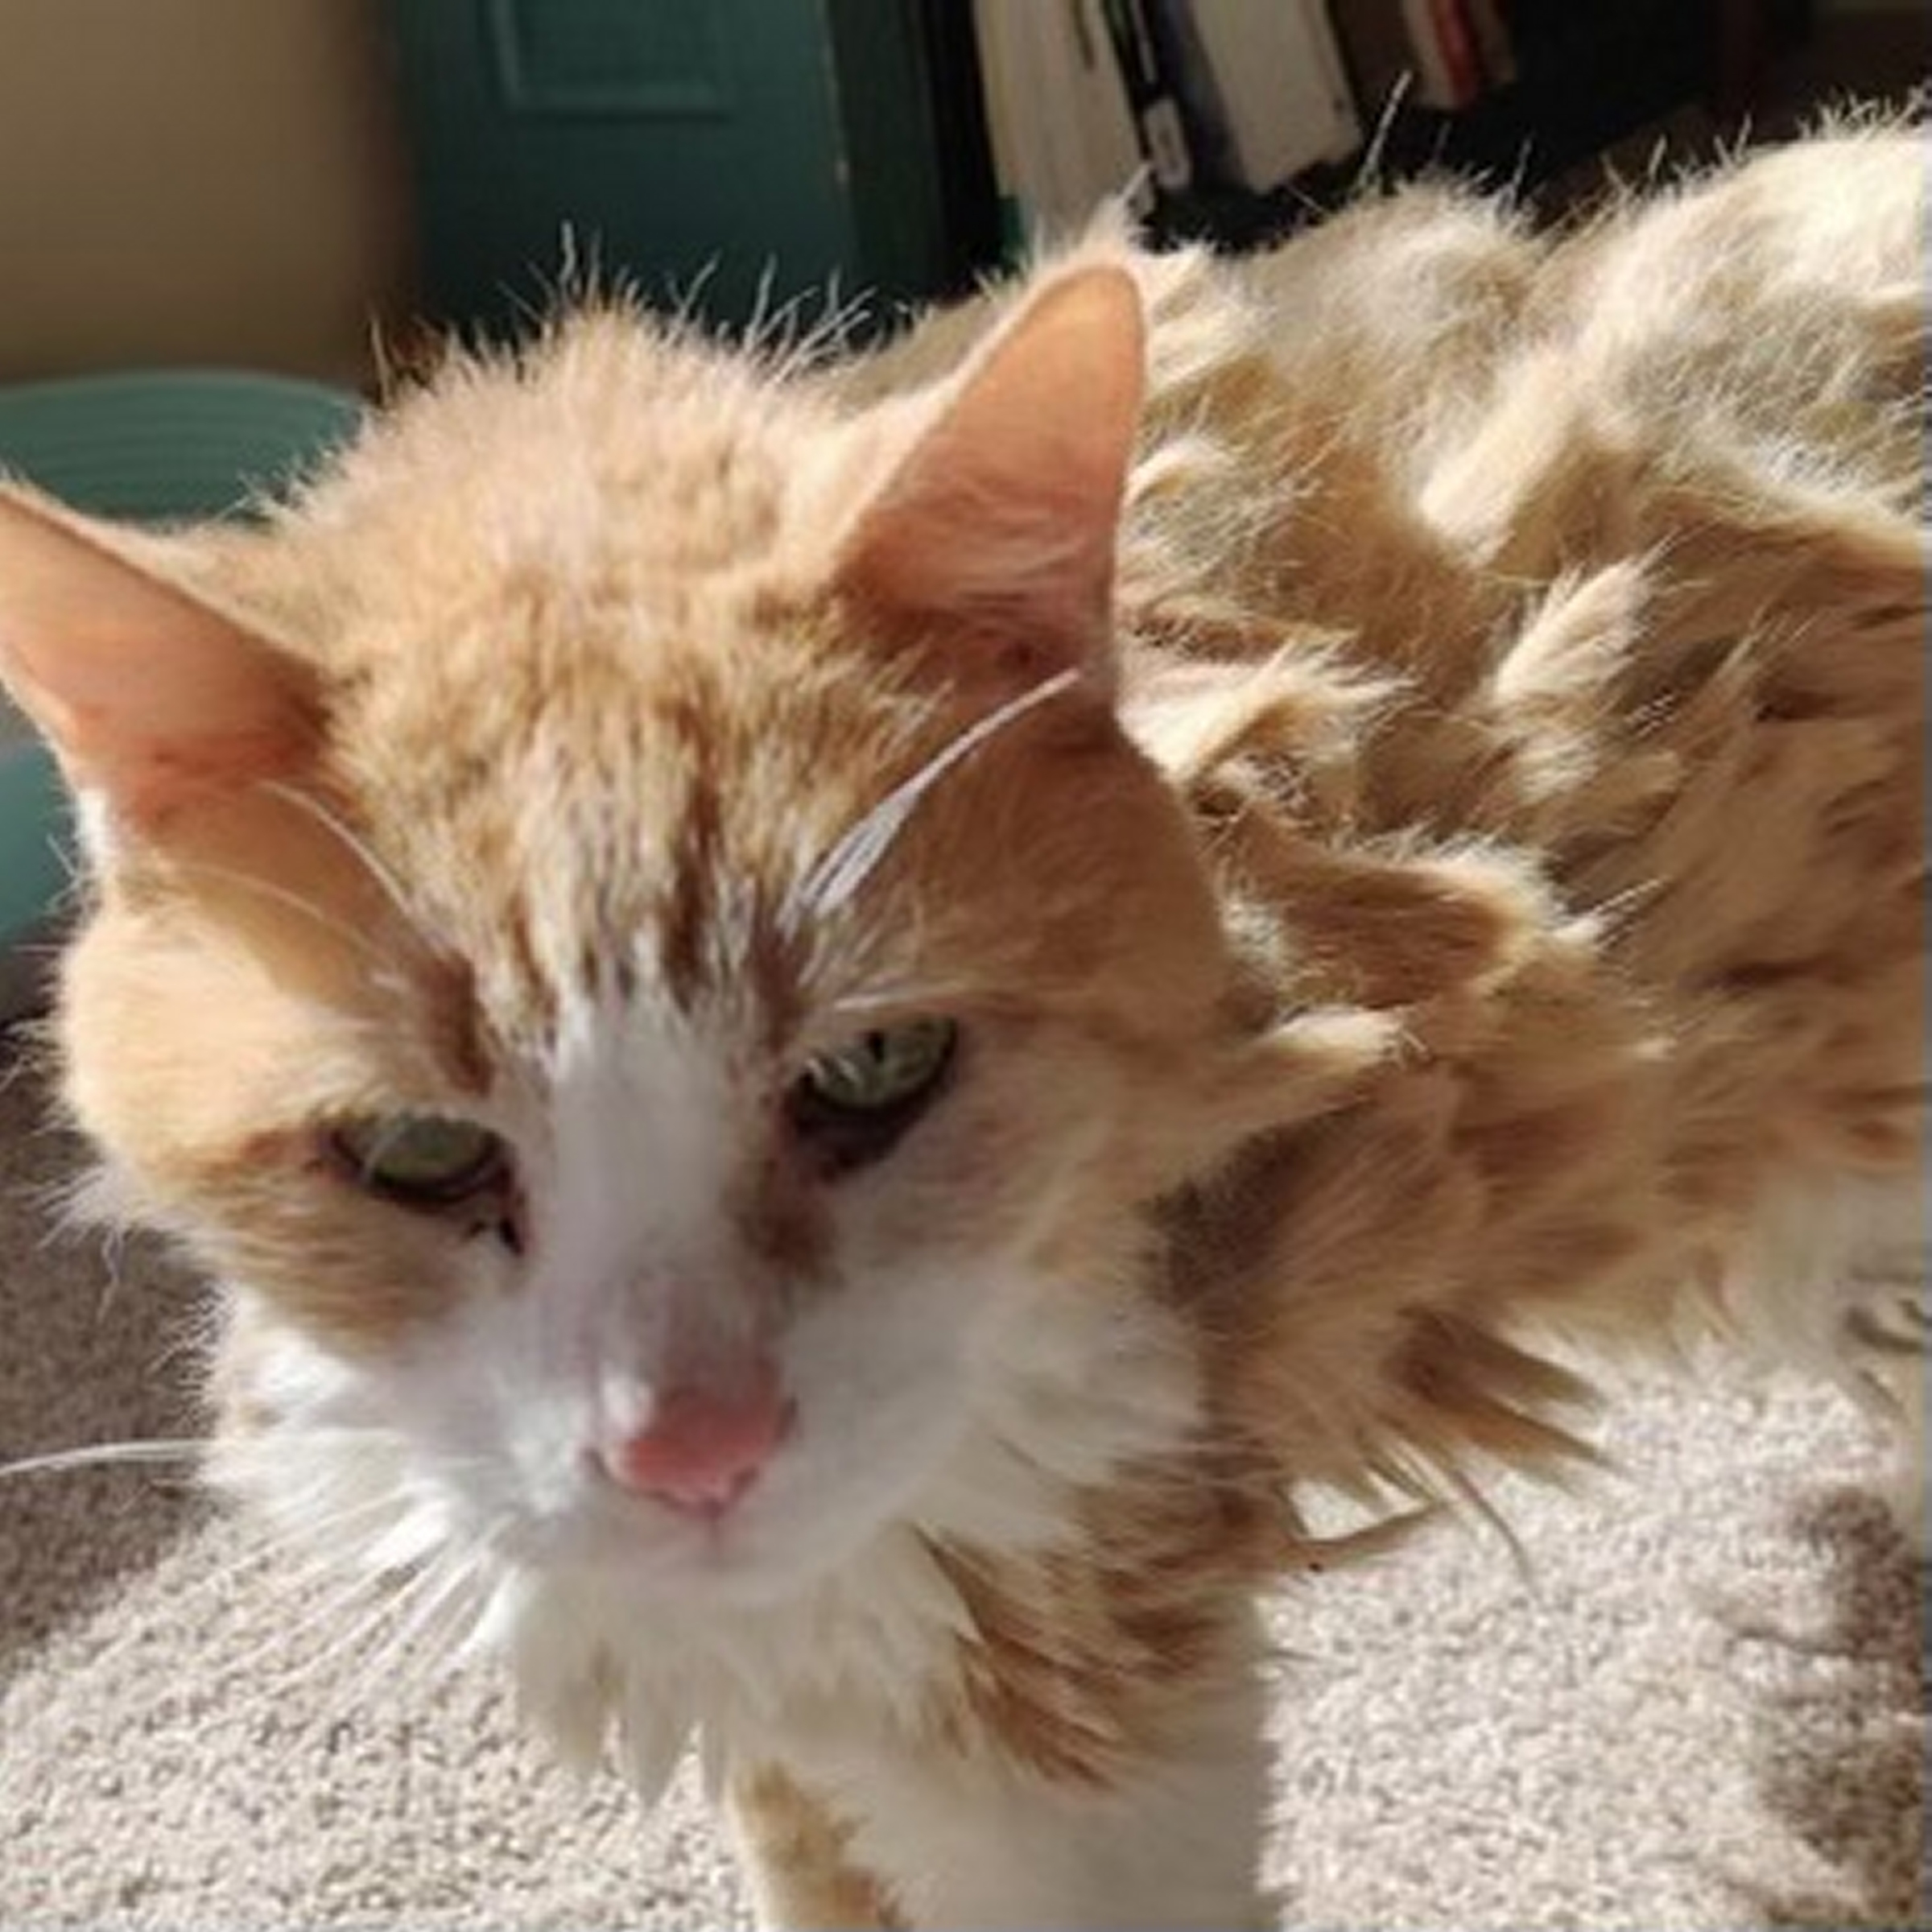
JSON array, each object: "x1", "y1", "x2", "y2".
[
  {"x1": 149, "y1": 291, "x2": 1211, "y2": 1074},
  {"x1": 320, "y1": 313, "x2": 849, "y2": 595},
  {"x1": 222, "y1": 319, "x2": 878, "y2": 1043}
]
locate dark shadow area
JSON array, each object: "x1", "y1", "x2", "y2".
[
  {"x1": 1729, "y1": 1486, "x2": 1926, "y2": 1930},
  {"x1": 0, "y1": 1034, "x2": 217, "y2": 1688},
  {"x1": 1534, "y1": 2, "x2": 1930, "y2": 220}
]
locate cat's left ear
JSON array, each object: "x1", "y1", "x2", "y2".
[
  {"x1": 834, "y1": 260, "x2": 1146, "y2": 689},
  {"x1": 0, "y1": 489, "x2": 321, "y2": 839}
]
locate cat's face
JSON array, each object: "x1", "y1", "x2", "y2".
[{"x1": 2, "y1": 264, "x2": 1239, "y2": 1606}]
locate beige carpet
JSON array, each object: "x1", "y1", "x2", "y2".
[{"x1": 0, "y1": 1046, "x2": 1922, "y2": 1930}]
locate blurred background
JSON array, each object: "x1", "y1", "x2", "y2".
[{"x1": 1, "y1": 0, "x2": 1926, "y2": 393}]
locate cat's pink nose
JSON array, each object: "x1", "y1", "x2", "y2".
[{"x1": 602, "y1": 1368, "x2": 789, "y2": 1516}]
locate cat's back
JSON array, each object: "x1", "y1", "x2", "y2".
[
  {"x1": 1128, "y1": 126, "x2": 1926, "y2": 1200},
  {"x1": 1124, "y1": 124, "x2": 1926, "y2": 799},
  {"x1": 1424, "y1": 126, "x2": 1927, "y2": 562},
  {"x1": 1141, "y1": 125, "x2": 1925, "y2": 580}
]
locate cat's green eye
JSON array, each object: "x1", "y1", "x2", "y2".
[
  {"x1": 791, "y1": 1019, "x2": 958, "y2": 1171},
  {"x1": 802, "y1": 1019, "x2": 957, "y2": 1114},
  {"x1": 330, "y1": 1113, "x2": 506, "y2": 1207}
]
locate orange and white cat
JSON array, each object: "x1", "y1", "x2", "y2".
[{"x1": 1, "y1": 124, "x2": 1923, "y2": 1928}]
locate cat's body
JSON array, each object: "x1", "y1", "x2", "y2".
[{"x1": 0, "y1": 126, "x2": 1923, "y2": 1929}]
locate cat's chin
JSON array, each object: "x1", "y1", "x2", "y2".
[{"x1": 574, "y1": 1526, "x2": 846, "y2": 1610}]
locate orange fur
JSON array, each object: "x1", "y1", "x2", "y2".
[{"x1": 1, "y1": 122, "x2": 1923, "y2": 1929}]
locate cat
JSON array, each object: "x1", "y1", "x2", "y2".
[{"x1": 0, "y1": 120, "x2": 1924, "y2": 1930}]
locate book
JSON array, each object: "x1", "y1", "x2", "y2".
[
  {"x1": 1399, "y1": 0, "x2": 1483, "y2": 109},
  {"x1": 1462, "y1": 0, "x2": 1519, "y2": 89},
  {"x1": 1331, "y1": 0, "x2": 1421, "y2": 125},
  {"x1": 972, "y1": 0, "x2": 1150, "y2": 245},
  {"x1": 1099, "y1": 0, "x2": 1195, "y2": 192},
  {"x1": 1146, "y1": 0, "x2": 1361, "y2": 195}
]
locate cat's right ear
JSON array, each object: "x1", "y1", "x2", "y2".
[{"x1": 0, "y1": 488, "x2": 322, "y2": 842}]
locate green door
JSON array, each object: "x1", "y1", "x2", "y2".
[{"x1": 390, "y1": 0, "x2": 996, "y2": 341}]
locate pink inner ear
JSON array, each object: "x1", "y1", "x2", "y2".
[
  {"x1": 0, "y1": 490, "x2": 319, "y2": 827},
  {"x1": 836, "y1": 263, "x2": 1147, "y2": 670}
]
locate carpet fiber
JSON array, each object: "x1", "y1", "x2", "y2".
[{"x1": 1, "y1": 1051, "x2": 1922, "y2": 1930}]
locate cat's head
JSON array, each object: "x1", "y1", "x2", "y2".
[{"x1": 0, "y1": 262, "x2": 1244, "y2": 1604}]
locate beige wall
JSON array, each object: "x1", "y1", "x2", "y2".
[{"x1": 0, "y1": 0, "x2": 414, "y2": 387}]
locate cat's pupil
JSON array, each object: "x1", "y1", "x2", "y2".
[
  {"x1": 854, "y1": 1033, "x2": 900, "y2": 1084},
  {"x1": 812, "y1": 1021, "x2": 954, "y2": 1109}
]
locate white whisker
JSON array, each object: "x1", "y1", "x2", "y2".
[
  {"x1": 348, "y1": 1549, "x2": 493, "y2": 1713},
  {"x1": 0, "y1": 1439, "x2": 209, "y2": 1481},
  {"x1": 250, "y1": 1556, "x2": 448, "y2": 1715},
  {"x1": 51, "y1": 1489, "x2": 410, "y2": 1697},
  {"x1": 786, "y1": 668, "x2": 1082, "y2": 933},
  {"x1": 220, "y1": 1550, "x2": 409, "y2": 1690},
  {"x1": 258, "y1": 779, "x2": 440, "y2": 960},
  {"x1": 0, "y1": 1426, "x2": 405, "y2": 1484},
  {"x1": 303, "y1": 1551, "x2": 484, "y2": 1733}
]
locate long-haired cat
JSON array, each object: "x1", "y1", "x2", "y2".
[{"x1": 1, "y1": 122, "x2": 1923, "y2": 1929}]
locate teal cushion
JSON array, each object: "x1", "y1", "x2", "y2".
[
  {"x1": 0, "y1": 742, "x2": 68, "y2": 952},
  {"x1": 0, "y1": 369, "x2": 360, "y2": 955}
]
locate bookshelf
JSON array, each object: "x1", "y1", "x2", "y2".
[{"x1": 1001, "y1": 1, "x2": 1821, "y2": 254}]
